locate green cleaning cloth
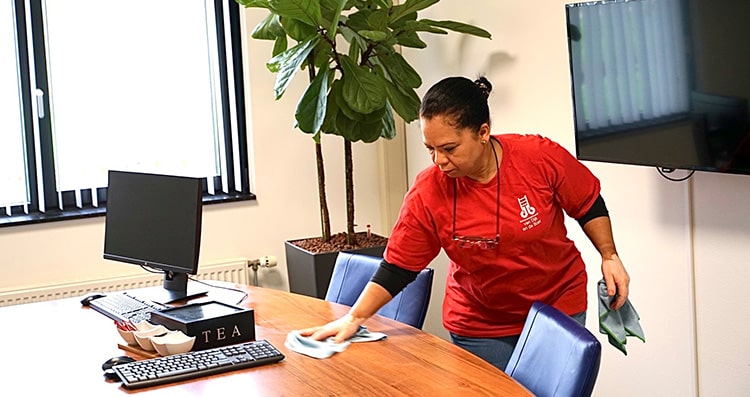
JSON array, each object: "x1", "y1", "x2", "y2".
[{"x1": 598, "y1": 279, "x2": 645, "y2": 355}]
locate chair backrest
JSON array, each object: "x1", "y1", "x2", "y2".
[
  {"x1": 505, "y1": 301, "x2": 601, "y2": 397},
  {"x1": 325, "y1": 252, "x2": 434, "y2": 329}
]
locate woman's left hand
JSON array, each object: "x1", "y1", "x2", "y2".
[{"x1": 601, "y1": 254, "x2": 630, "y2": 310}]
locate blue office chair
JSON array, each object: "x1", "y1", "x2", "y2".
[
  {"x1": 325, "y1": 252, "x2": 434, "y2": 329},
  {"x1": 505, "y1": 301, "x2": 602, "y2": 397}
]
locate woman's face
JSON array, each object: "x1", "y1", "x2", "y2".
[{"x1": 421, "y1": 114, "x2": 491, "y2": 179}]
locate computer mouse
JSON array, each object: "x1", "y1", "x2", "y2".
[
  {"x1": 102, "y1": 355, "x2": 136, "y2": 371},
  {"x1": 80, "y1": 293, "x2": 106, "y2": 306},
  {"x1": 103, "y1": 368, "x2": 121, "y2": 382}
]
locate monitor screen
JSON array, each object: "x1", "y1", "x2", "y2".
[
  {"x1": 565, "y1": 0, "x2": 750, "y2": 175},
  {"x1": 103, "y1": 170, "x2": 206, "y2": 303}
]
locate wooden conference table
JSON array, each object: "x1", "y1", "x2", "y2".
[{"x1": 0, "y1": 282, "x2": 532, "y2": 396}]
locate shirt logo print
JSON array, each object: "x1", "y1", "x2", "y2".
[
  {"x1": 518, "y1": 195, "x2": 536, "y2": 219},
  {"x1": 518, "y1": 194, "x2": 541, "y2": 232}
]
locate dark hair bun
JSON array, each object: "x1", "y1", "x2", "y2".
[{"x1": 474, "y1": 77, "x2": 493, "y2": 98}]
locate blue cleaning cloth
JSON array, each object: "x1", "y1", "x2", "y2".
[
  {"x1": 597, "y1": 279, "x2": 645, "y2": 355},
  {"x1": 345, "y1": 326, "x2": 388, "y2": 343},
  {"x1": 285, "y1": 326, "x2": 387, "y2": 359}
]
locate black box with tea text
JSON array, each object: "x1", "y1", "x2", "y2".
[{"x1": 149, "y1": 301, "x2": 255, "y2": 351}]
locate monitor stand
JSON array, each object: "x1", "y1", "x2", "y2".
[
  {"x1": 138, "y1": 284, "x2": 208, "y2": 305},
  {"x1": 131, "y1": 272, "x2": 208, "y2": 305}
]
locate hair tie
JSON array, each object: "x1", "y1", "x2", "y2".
[{"x1": 475, "y1": 79, "x2": 490, "y2": 98}]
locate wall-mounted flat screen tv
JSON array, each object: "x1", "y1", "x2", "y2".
[{"x1": 565, "y1": 0, "x2": 750, "y2": 175}]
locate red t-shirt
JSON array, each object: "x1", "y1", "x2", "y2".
[{"x1": 384, "y1": 134, "x2": 601, "y2": 337}]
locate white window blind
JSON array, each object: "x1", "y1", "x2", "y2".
[
  {"x1": 568, "y1": 0, "x2": 690, "y2": 135},
  {"x1": 0, "y1": 1, "x2": 28, "y2": 210},
  {"x1": 43, "y1": 0, "x2": 222, "y2": 192}
]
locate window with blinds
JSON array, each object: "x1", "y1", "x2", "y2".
[{"x1": 1, "y1": 0, "x2": 253, "y2": 227}]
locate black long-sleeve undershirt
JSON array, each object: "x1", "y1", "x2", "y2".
[
  {"x1": 576, "y1": 194, "x2": 609, "y2": 227},
  {"x1": 371, "y1": 260, "x2": 419, "y2": 297}
]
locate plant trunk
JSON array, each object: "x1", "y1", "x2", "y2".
[
  {"x1": 344, "y1": 139, "x2": 355, "y2": 245},
  {"x1": 307, "y1": 53, "x2": 330, "y2": 242},
  {"x1": 316, "y1": 141, "x2": 331, "y2": 242}
]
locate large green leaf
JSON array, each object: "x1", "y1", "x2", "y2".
[
  {"x1": 358, "y1": 30, "x2": 388, "y2": 42},
  {"x1": 402, "y1": 20, "x2": 447, "y2": 35},
  {"x1": 272, "y1": 36, "x2": 288, "y2": 57},
  {"x1": 320, "y1": 0, "x2": 347, "y2": 15},
  {"x1": 384, "y1": 80, "x2": 420, "y2": 123},
  {"x1": 367, "y1": 9, "x2": 390, "y2": 31},
  {"x1": 321, "y1": 80, "x2": 343, "y2": 134},
  {"x1": 332, "y1": 102, "x2": 393, "y2": 143},
  {"x1": 361, "y1": 120, "x2": 387, "y2": 143},
  {"x1": 379, "y1": 102, "x2": 397, "y2": 140},
  {"x1": 320, "y1": 0, "x2": 346, "y2": 41},
  {"x1": 267, "y1": 36, "x2": 320, "y2": 99},
  {"x1": 279, "y1": 16, "x2": 318, "y2": 41},
  {"x1": 329, "y1": 80, "x2": 390, "y2": 143},
  {"x1": 347, "y1": 35, "x2": 361, "y2": 61},
  {"x1": 388, "y1": 10, "x2": 417, "y2": 29},
  {"x1": 335, "y1": 111, "x2": 383, "y2": 143},
  {"x1": 339, "y1": 56, "x2": 387, "y2": 114},
  {"x1": 367, "y1": 108, "x2": 396, "y2": 142},
  {"x1": 395, "y1": 29, "x2": 427, "y2": 48},
  {"x1": 377, "y1": 51, "x2": 421, "y2": 89},
  {"x1": 334, "y1": 89, "x2": 365, "y2": 122},
  {"x1": 251, "y1": 13, "x2": 285, "y2": 40},
  {"x1": 334, "y1": 110, "x2": 358, "y2": 139},
  {"x1": 296, "y1": 68, "x2": 330, "y2": 134},
  {"x1": 389, "y1": 0, "x2": 439, "y2": 24},
  {"x1": 268, "y1": 0, "x2": 322, "y2": 27},
  {"x1": 312, "y1": 40, "x2": 333, "y2": 69},
  {"x1": 335, "y1": 88, "x2": 387, "y2": 123},
  {"x1": 422, "y1": 19, "x2": 492, "y2": 39},
  {"x1": 343, "y1": 9, "x2": 390, "y2": 45},
  {"x1": 344, "y1": 8, "x2": 375, "y2": 33}
]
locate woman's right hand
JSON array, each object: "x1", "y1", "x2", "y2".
[
  {"x1": 298, "y1": 313, "x2": 366, "y2": 343},
  {"x1": 300, "y1": 282, "x2": 393, "y2": 343}
]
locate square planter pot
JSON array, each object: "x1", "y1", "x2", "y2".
[{"x1": 285, "y1": 238, "x2": 386, "y2": 299}]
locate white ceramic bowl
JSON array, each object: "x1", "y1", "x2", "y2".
[
  {"x1": 150, "y1": 330, "x2": 196, "y2": 356},
  {"x1": 116, "y1": 321, "x2": 158, "y2": 346},
  {"x1": 133, "y1": 320, "x2": 157, "y2": 331},
  {"x1": 117, "y1": 327, "x2": 138, "y2": 346},
  {"x1": 148, "y1": 330, "x2": 178, "y2": 356},
  {"x1": 133, "y1": 325, "x2": 169, "y2": 352}
]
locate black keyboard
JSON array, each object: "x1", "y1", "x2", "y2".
[
  {"x1": 111, "y1": 339, "x2": 285, "y2": 389},
  {"x1": 88, "y1": 291, "x2": 169, "y2": 323}
]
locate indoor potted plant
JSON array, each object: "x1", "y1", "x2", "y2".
[{"x1": 236, "y1": 0, "x2": 491, "y2": 297}]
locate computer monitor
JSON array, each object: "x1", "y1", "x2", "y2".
[{"x1": 103, "y1": 170, "x2": 207, "y2": 304}]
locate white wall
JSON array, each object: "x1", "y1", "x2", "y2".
[
  {"x1": 0, "y1": 9, "x2": 388, "y2": 294},
  {"x1": 692, "y1": 172, "x2": 750, "y2": 396},
  {"x1": 402, "y1": 1, "x2": 749, "y2": 396}
]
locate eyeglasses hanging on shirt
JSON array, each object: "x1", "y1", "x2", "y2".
[{"x1": 451, "y1": 138, "x2": 500, "y2": 250}]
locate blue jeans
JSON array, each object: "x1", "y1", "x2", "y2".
[{"x1": 450, "y1": 311, "x2": 586, "y2": 371}]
